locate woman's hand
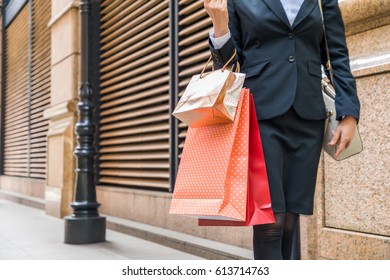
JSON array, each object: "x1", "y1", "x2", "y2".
[
  {"x1": 328, "y1": 116, "x2": 357, "y2": 158},
  {"x1": 204, "y1": 0, "x2": 229, "y2": 38}
]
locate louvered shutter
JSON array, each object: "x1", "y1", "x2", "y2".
[
  {"x1": 177, "y1": 0, "x2": 212, "y2": 153},
  {"x1": 99, "y1": 0, "x2": 170, "y2": 189},
  {"x1": 29, "y1": 0, "x2": 51, "y2": 178},
  {"x1": 3, "y1": 0, "x2": 50, "y2": 179},
  {"x1": 4, "y1": 5, "x2": 30, "y2": 177}
]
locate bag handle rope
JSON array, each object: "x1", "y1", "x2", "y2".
[{"x1": 200, "y1": 49, "x2": 240, "y2": 79}]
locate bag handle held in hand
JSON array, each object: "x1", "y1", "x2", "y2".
[{"x1": 200, "y1": 49, "x2": 240, "y2": 79}]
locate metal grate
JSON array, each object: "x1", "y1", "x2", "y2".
[
  {"x1": 177, "y1": 0, "x2": 212, "y2": 155},
  {"x1": 3, "y1": 0, "x2": 50, "y2": 179},
  {"x1": 4, "y1": 5, "x2": 30, "y2": 177},
  {"x1": 99, "y1": 0, "x2": 171, "y2": 189},
  {"x1": 29, "y1": 0, "x2": 51, "y2": 179}
]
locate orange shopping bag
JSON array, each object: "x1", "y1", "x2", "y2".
[{"x1": 169, "y1": 89, "x2": 275, "y2": 225}]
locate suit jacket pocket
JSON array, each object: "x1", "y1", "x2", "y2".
[
  {"x1": 242, "y1": 61, "x2": 270, "y2": 78},
  {"x1": 308, "y1": 62, "x2": 322, "y2": 78}
]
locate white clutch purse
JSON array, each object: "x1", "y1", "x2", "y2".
[
  {"x1": 319, "y1": 0, "x2": 363, "y2": 161},
  {"x1": 321, "y1": 76, "x2": 363, "y2": 160}
]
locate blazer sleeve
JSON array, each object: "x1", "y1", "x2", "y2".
[
  {"x1": 321, "y1": 0, "x2": 360, "y2": 122},
  {"x1": 209, "y1": 0, "x2": 242, "y2": 70}
]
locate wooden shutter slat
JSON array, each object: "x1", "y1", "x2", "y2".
[
  {"x1": 101, "y1": 76, "x2": 169, "y2": 98},
  {"x1": 100, "y1": 170, "x2": 169, "y2": 179},
  {"x1": 179, "y1": 8, "x2": 207, "y2": 26},
  {"x1": 100, "y1": 104, "x2": 169, "y2": 125},
  {"x1": 99, "y1": 177, "x2": 169, "y2": 189},
  {"x1": 101, "y1": 9, "x2": 169, "y2": 54},
  {"x1": 100, "y1": 27, "x2": 169, "y2": 64},
  {"x1": 179, "y1": 41, "x2": 208, "y2": 57},
  {"x1": 30, "y1": 140, "x2": 47, "y2": 148},
  {"x1": 101, "y1": 39, "x2": 169, "y2": 74},
  {"x1": 30, "y1": 123, "x2": 48, "y2": 133},
  {"x1": 100, "y1": 133, "x2": 169, "y2": 147},
  {"x1": 179, "y1": 0, "x2": 204, "y2": 15},
  {"x1": 100, "y1": 161, "x2": 169, "y2": 169},
  {"x1": 30, "y1": 153, "x2": 47, "y2": 159},
  {"x1": 179, "y1": 29, "x2": 209, "y2": 47},
  {"x1": 4, "y1": 145, "x2": 28, "y2": 152},
  {"x1": 179, "y1": 18, "x2": 211, "y2": 37},
  {"x1": 101, "y1": 0, "x2": 140, "y2": 29},
  {"x1": 100, "y1": 152, "x2": 169, "y2": 161},
  {"x1": 5, "y1": 112, "x2": 29, "y2": 126},
  {"x1": 101, "y1": 56, "x2": 169, "y2": 88},
  {"x1": 100, "y1": 142, "x2": 169, "y2": 153},
  {"x1": 101, "y1": 1, "x2": 167, "y2": 44},
  {"x1": 102, "y1": 67, "x2": 168, "y2": 93},
  {"x1": 2, "y1": 172, "x2": 28, "y2": 177},
  {"x1": 101, "y1": 85, "x2": 169, "y2": 110},
  {"x1": 179, "y1": 51, "x2": 210, "y2": 67},
  {"x1": 101, "y1": 123, "x2": 169, "y2": 139},
  {"x1": 100, "y1": 113, "x2": 170, "y2": 132},
  {"x1": 101, "y1": 95, "x2": 169, "y2": 117}
]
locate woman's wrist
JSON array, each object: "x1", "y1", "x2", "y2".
[{"x1": 213, "y1": 25, "x2": 229, "y2": 38}]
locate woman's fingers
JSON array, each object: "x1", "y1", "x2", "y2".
[
  {"x1": 334, "y1": 133, "x2": 349, "y2": 158},
  {"x1": 328, "y1": 129, "x2": 341, "y2": 146},
  {"x1": 328, "y1": 116, "x2": 357, "y2": 158},
  {"x1": 204, "y1": 0, "x2": 229, "y2": 37}
]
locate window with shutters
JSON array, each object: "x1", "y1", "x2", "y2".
[
  {"x1": 29, "y1": 0, "x2": 51, "y2": 179},
  {"x1": 99, "y1": 0, "x2": 171, "y2": 190},
  {"x1": 2, "y1": 0, "x2": 51, "y2": 179},
  {"x1": 4, "y1": 5, "x2": 30, "y2": 177},
  {"x1": 177, "y1": 0, "x2": 212, "y2": 155}
]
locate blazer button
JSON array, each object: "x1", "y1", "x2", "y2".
[
  {"x1": 288, "y1": 33, "x2": 294, "y2": 39},
  {"x1": 288, "y1": 55, "x2": 295, "y2": 63}
]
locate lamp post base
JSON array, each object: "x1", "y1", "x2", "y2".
[{"x1": 64, "y1": 215, "x2": 106, "y2": 244}]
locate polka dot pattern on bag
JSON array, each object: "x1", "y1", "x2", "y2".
[{"x1": 169, "y1": 89, "x2": 250, "y2": 221}]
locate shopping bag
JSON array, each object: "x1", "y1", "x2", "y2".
[
  {"x1": 198, "y1": 90, "x2": 275, "y2": 226},
  {"x1": 172, "y1": 51, "x2": 245, "y2": 128},
  {"x1": 169, "y1": 89, "x2": 275, "y2": 225}
]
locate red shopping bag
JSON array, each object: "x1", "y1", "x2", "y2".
[
  {"x1": 169, "y1": 89, "x2": 274, "y2": 225},
  {"x1": 199, "y1": 93, "x2": 274, "y2": 226}
]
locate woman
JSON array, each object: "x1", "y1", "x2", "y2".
[{"x1": 204, "y1": 0, "x2": 360, "y2": 260}]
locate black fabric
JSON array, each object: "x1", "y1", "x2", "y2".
[
  {"x1": 258, "y1": 107, "x2": 325, "y2": 215},
  {"x1": 281, "y1": 212, "x2": 300, "y2": 260},
  {"x1": 253, "y1": 212, "x2": 299, "y2": 260},
  {"x1": 209, "y1": 0, "x2": 360, "y2": 122}
]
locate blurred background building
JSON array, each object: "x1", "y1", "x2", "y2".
[{"x1": 0, "y1": 0, "x2": 389, "y2": 259}]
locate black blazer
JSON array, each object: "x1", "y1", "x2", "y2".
[{"x1": 210, "y1": 0, "x2": 360, "y2": 121}]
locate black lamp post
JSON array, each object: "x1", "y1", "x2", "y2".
[{"x1": 64, "y1": 0, "x2": 105, "y2": 244}]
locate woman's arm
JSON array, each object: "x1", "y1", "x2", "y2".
[
  {"x1": 204, "y1": 0, "x2": 242, "y2": 69},
  {"x1": 322, "y1": 0, "x2": 361, "y2": 157},
  {"x1": 321, "y1": 0, "x2": 360, "y2": 122}
]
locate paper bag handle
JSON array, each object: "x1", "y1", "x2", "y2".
[{"x1": 200, "y1": 49, "x2": 240, "y2": 79}]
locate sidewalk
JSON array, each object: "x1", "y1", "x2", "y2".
[{"x1": 0, "y1": 198, "x2": 204, "y2": 260}]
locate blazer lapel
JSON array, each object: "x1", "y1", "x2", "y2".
[
  {"x1": 261, "y1": 0, "x2": 292, "y2": 30},
  {"x1": 292, "y1": 0, "x2": 318, "y2": 28}
]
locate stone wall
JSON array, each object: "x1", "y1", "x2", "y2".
[{"x1": 301, "y1": 0, "x2": 390, "y2": 260}]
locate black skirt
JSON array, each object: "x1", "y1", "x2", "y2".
[{"x1": 258, "y1": 107, "x2": 325, "y2": 215}]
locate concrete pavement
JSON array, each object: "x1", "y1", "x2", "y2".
[{"x1": 0, "y1": 198, "x2": 204, "y2": 260}]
